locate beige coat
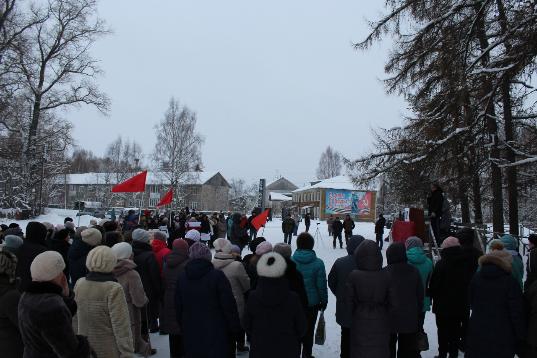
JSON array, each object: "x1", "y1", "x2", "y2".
[
  {"x1": 212, "y1": 253, "x2": 250, "y2": 324},
  {"x1": 74, "y1": 277, "x2": 134, "y2": 358}
]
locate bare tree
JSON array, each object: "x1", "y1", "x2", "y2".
[
  {"x1": 316, "y1": 146, "x2": 342, "y2": 179},
  {"x1": 153, "y1": 98, "x2": 204, "y2": 206}
]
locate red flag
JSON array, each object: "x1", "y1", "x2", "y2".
[
  {"x1": 251, "y1": 209, "x2": 270, "y2": 231},
  {"x1": 111, "y1": 171, "x2": 147, "y2": 193},
  {"x1": 156, "y1": 188, "x2": 173, "y2": 207}
]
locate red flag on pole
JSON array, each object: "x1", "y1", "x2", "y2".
[
  {"x1": 251, "y1": 209, "x2": 270, "y2": 231},
  {"x1": 111, "y1": 171, "x2": 147, "y2": 193},
  {"x1": 156, "y1": 188, "x2": 173, "y2": 207}
]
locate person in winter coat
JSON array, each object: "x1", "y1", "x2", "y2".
[
  {"x1": 328, "y1": 235, "x2": 365, "y2": 358},
  {"x1": 304, "y1": 213, "x2": 311, "y2": 233},
  {"x1": 47, "y1": 228, "x2": 71, "y2": 277},
  {"x1": 429, "y1": 237, "x2": 470, "y2": 358},
  {"x1": 526, "y1": 279, "x2": 537, "y2": 356},
  {"x1": 282, "y1": 214, "x2": 296, "y2": 245},
  {"x1": 132, "y1": 228, "x2": 163, "y2": 334},
  {"x1": 525, "y1": 234, "x2": 537, "y2": 292},
  {"x1": 175, "y1": 242, "x2": 241, "y2": 358},
  {"x1": 161, "y1": 239, "x2": 189, "y2": 358},
  {"x1": 245, "y1": 241, "x2": 273, "y2": 291},
  {"x1": 427, "y1": 183, "x2": 444, "y2": 244},
  {"x1": 18, "y1": 251, "x2": 93, "y2": 358},
  {"x1": 68, "y1": 228, "x2": 102, "y2": 286},
  {"x1": 346, "y1": 240, "x2": 395, "y2": 358},
  {"x1": 386, "y1": 243, "x2": 423, "y2": 358},
  {"x1": 213, "y1": 238, "x2": 251, "y2": 353},
  {"x1": 342, "y1": 215, "x2": 355, "y2": 245},
  {"x1": 332, "y1": 217, "x2": 344, "y2": 249},
  {"x1": 466, "y1": 250, "x2": 526, "y2": 358},
  {"x1": 327, "y1": 216, "x2": 334, "y2": 237},
  {"x1": 292, "y1": 233, "x2": 328, "y2": 358},
  {"x1": 501, "y1": 235, "x2": 524, "y2": 289},
  {"x1": 274, "y1": 243, "x2": 309, "y2": 310},
  {"x1": 375, "y1": 214, "x2": 386, "y2": 250},
  {"x1": 0, "y1": 249, "x2": 23, "y2": 358},
  {"x1": 244, "y1": 252, "x2": 307, "y2": 358},
  {"x1": 216, "y1": 217, "x2": 228, "y2": 239},
  {"x1": 15, "y1": 222, "x2": 48, "y2": 291},
  {"x1": 151, "y1": 231, "x2": 171, "y2": 274},
  {"x1": 405, "y1": 237, "x2": 433, "y2": 331},
  {"x1": 111, "y1": 242, "x2": 153, "y2": 356}
]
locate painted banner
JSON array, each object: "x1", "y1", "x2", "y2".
[{"x1": 325, "y1": 190, "x2": 373, "y2": 217}]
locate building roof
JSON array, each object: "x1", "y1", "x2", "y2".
[
  {"x1": 266, "y1": 177, "x2": 298, "y2": 191},
  {"x1": 59, "y1": 171, "x2": 224, "y2": 186},
  {"x1": 269, "y1": 192, "x2": 292, "y2": 202},
  {"x1": 293, "y1": 175, "x2": 363, "y2": 193}
]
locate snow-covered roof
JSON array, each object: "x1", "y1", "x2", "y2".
[
  {"x1": 269, "y1": 192, "x2": 292, "y2": 202},
  {"x1": 293, "y1": 175, "x2": 365, "y2": 193},
  {"x1": 59, "y1": 171, "x2": 221, "y2": 186}
]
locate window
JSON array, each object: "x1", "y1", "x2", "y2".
[{"x1": 190, "y1": 202, "x2": 198, "y2": 210}]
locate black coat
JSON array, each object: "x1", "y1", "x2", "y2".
[
  {"x1": 375, "y1": 217, "x2": 386, "y2": 234},
  {"x1": 429, "y1": 246, "x2": 471, "y2": 317},
  {"x1": 427, "y1": 189, "x2": 444, "y2": 217},
  {"x1": 466, "y1": 254, "x2": 526, "y2": 358},
  {"x1": 160, "y1": 251, "x2": 189, "y2": 335},
  {"x1": 47, "y1": 237, "x2": 70, "y2": 276},
  {"x1": 332, "y1": 220, "x2": 343, "y2": 235},
  {"x1": 0, "y1": 278, "x2": 23, "y2": 358},
  {"x1": 244, "y1": 277, "x2": 307, "y2": 358},
  {"x1": 18, "y1": 281, "x2": 92, "y2": 358},
  {"x1": 284, "y1": 258, "x2": 309, "y2": 311},
  {"x1": 385, "y1": 243, "x2": 423, "y2": 334},
  {"x1": 15, "y1": 239, "x2": 47, "y2": 292},
  {"x1": 304, "y1": 215, "x2": 311, "y2": 227},
  {"x1": 132, "y1": 241, "x2": 163, "y2": 302},
  {"x1": 525, "y1": 247, "x2": 537, "y2": 292},
  {"x1": 67, "y1": 239, "x2": 93, "y2": 286},
  {"x1": 175, "y1": 259, "x2": 241, "y2": 358},
  {"x1": 526, "y1": 280, "x2": 537, "y2": 349}
]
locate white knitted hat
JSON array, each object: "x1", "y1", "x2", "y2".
[
  {"x1": 185, "y1": 229, "x2": 201, "y2": 242},
  {"x1": 86, "y1": 246, "x2": 117, "y2": 273},
  {"x1": 81, "y1": 228, "x2": 102, "y2": 246},
  {"x1": 111, "y1": 242, "x2": 133, "y2": 260},
  {"x1": 213, "y1": 238, "x2": 232, "y2": 254},
  {"x1": 31, "y1": 251, "x2": 66, "y2": 282},
  {"x1": 257, "y1": 252, "x2": 287, "y2": 278}
]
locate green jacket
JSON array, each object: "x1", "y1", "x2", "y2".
[{"x1": 407, "y1": 247, "x2": 433, "y2": 312}]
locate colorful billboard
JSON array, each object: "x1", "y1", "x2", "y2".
[{"x1": 325, "y1": 190, "x2": 373, "y2": 217}]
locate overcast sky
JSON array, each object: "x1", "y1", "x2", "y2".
[{"x1": 71, "y1": 1, "x2": 407, "y2": 187}]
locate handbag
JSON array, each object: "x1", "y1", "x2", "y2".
[
  {"x1": 417, "y1": 331, "x2": 429, "y2": 351},
  {"x1": 314, "y1": 310, "x2": 326, "y2": 345}
]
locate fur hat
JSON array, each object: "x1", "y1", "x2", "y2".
[
  {"x1": 255, "y1": 241, "x2": 273, "y2": 256},
  {"x1": 273, "y1": 243, "x2": 292, "y2": 259},
  {"x1": 132, "y1": 229, "x2": 150, "y2": 244},
  {"x1": 81, "y1": 228, "x2": 102, "y2": 247},
  {"x1": 4, "y1": 235, "x2": 23, "y2": 250},
  {"x1": 489, "y1": 239, "x2": 505, "y2": 251},
  {"x1": 213, "y1": 238, "x2": 232, "y2": 254},
  {"x1": 86, "y1": 246, "x2": 117, "y2": 273},
  {"x1": 297, "y1": 232, "x2": 314, "y2": 250},
  {"x1": 405, "y1": 236, "x2": 423, "y2": 250},
  {"x1": 257, "y1": 252, "x2": 287, "y2": 278},
  {"x1": 31, "y1": 251, "x2": 65, "y2": 282},
  {"x1": 479, "y1": 250, "x2": 512, "y2": 273},
  {"x1": 0, "y1": 248, "x2": 18, "y2": 283},
  {"x1": 111, "y1": 242, "x2": 133, "y2": 260},
  {"x1": 189, "y1": 242, "x2": 212, "y2": 261},
  {"x1": 441, "y1": 236, "x2": 460, "y2": 249},
  {"x1": 185, "y1": 229, "x2": 201, "y2": 242}
]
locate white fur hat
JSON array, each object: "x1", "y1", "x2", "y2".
[
  {"x1": 86, "y1": 246, "x2": 117, "y2": 273},
  {"x1": 31, "y1": 251, "x2": 66, "y2": 282},
  {"x1": 111, "y1": 242, "x2": 133, "y2": 260},
  {"x1": 257, "y1": 252, "x2": 287, "y2": 279},
  {"x1": 185, "y1": 229, "x2": 201, "y2": 242},
  {"x1": 213, "y1": 238, "x2": 232, "y2": 254}
]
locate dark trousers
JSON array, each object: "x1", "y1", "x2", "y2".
[
  {"x1": 305, "y1": 224, "x2": 310, "y2": 232},
  {"x1": 169, "y1": 334, "x2": 184, "y2": 358},
  {"x1": 460, "y1": 309, "x2": 469, "y2": 351},
  {"x1": 250, "y1": 230, "x2": 257, "y2": 240},
  {"x1": 340, "y1": 327, "x2": 350, "y2": 358},
  {"x1": 302, "y1": 307, "x2": 319, "y2": 358},
  {"x1": 333, "y1": 233, "x2": 343, "y2": 248},
  {"x1": 376, "y1": 232, "x2": 384, "y2": 250},
  {"x1": 390, "y1": 333, "x2": 420, "y2": 358},
  {"x1": 284, "y1": 232, "x2": 293, "y2": 244},
  {"x1": 436, "y1": 314, "x2": 462, "y2": 357},
  {"x1": 344, "y1": 231, "x2": 352, "y2": 246}
]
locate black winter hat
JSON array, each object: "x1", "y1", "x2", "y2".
[
  {"x1": 25, "y1": 222, "x2": 47, "y2": 244},
  {"x1": 387, "y1": 242, "x2": 407, "y2": 265},
  {"x1": 297, "y1": 232, "x2": 314, "y2": 250},
  {"x1": 248, "y1": 236, "x2": 266, "y2": 253}
]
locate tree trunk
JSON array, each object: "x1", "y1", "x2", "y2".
[{"x1": 471, "y1": 162, "x2": 484, "y2": 225}]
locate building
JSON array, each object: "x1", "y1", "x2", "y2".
[
  {"x1": 292, "y1": 175, "x2": 377, "y2": 222},
  {"x1": 52, "y1": 171, "x2": 231, "y2": 212},
  {"x1": 265, "y1": 177, "x2": 298, "y2": 217}
]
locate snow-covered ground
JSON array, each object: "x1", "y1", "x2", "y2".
[{"x1": 0, "y1": 208, "x2": 100, "y2": 230}]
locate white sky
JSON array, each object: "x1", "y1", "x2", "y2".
[{"x1": 70, "y1": 0, "x2": 407, "y2": 187}]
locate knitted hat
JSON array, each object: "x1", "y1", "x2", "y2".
[
  {"x1": 257, "y1": 252, "x2": 287, "y2": 278},
  {"x1": 273, "y1": 243, "x2": 292, "y2": 259},
  {"x1": 0, "y1": 249, "x2": 18, "y2": 283},
  {"x1": 153, "y1": 231, "x2": 167, "y2": 242},
  {"x1": 132, "y1": 229, "x2": 150, "y2": 244},
  {"x1": 248, "y1": 237, "x2": 266, "y2": 253},
  {"x1": 86, "y1": 246, "x2": 117, "y2": 273},
  {"x1": 172, "y1": 239, "x2": 189, "y2": 256},
  {"x1": 405, "y1": 236, "x2": 423, "y2": 250},
  {"x1": 189, "y1": 242, "x2": 212, "y2": 261},
  {"x1": 255, "y1": 241, "x2": 273, "y2": 256},
  {"x1": 4, "y1": 235, "x2": 23, "y2": 250},
  {"x1": 500, "y1": 235, "x2": 518, "y2": 251},
  {"x1": 26, "y1": 222, "x2": 47, "y2": 243},
  {"x1": 213, "y1": 238, "x2": 232, "y2": 254},
  {"x1": 64, "y1": 221, "x2": 75, "y2": 231},
  {"x1": 185, "y1": 229, "x2": 201, "y2": 242},
  {"x1": 81, "y1": 228, "x2": 102, "y2": 247},
  {"x1": 441, "y1": 236, "x2": 460, "y2": 249},
  {"x1": 111, "y1": 242, "x2": 133, "y2": 260},
  {"x1": 297, "y1": 233, "x2": 314, "y2": 250},
  {"x1": 31, "y1": 251, "x2": 65, "y2": 282}
]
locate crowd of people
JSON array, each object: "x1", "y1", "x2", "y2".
[{"x1": 0, "y1": 213, "x2": 536, "y2": 358}]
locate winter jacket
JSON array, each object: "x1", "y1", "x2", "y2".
[
  {"x1": 151, "y1": 239, "x2": 171, "y2": 274},
  {"x1": 292, "y1": 249, "x2": 328, "y2": 308},
  {"x1": 343, "y1": 218, "x2": 355, "y2": 233},
  {"x1": 283, "y1": 258, "x2": 309, "y2": 311},
  {"x1": 175, "y1": 258, "x2": 241, "y2": 358},
  {"x1": 526, "y1": 247, "x2": 537, "y2": 292},
  {"x1": 375, "y1": 216, "x2": 386, "y2": 234},
  {"x1": 501, "y1": 235, "x2": 524, "y2": 289},
  {"x1": 304, "y1": 215, "x2": 311, "y2": 227},
  {"x1": 213, "y1": 252, "x2": 250, "y2": 324},
  {"x1": 244, "y1": 277, "x2": 307, "y2": 358},
  {"x1": 328, "y1": 235, "x2": 364, "y2": 327},
  {"x1": 160, "y1": 250, "x2": 189, "y2": 335},
  {"x1": 406, "y1": 247, "x2": 433, "y2": 312},
  {"x1": 67, "y1": 238, "x2": 93, "y2": 286},
  {"x1": 346, "y1": 240, "x2": 394, "y2": 358},
  {"x1": 0, "y1": 277, "x2": 23, "y2": 358},
  {"x1": 15, "y1": 236, "x2": 47, "y2": 291},
  {"x1": 113, "y1": 259, "x2": 149, "y2": 355},
  {"x1": 385, "y1": 243, "x2": 423, "y2": 334},
  {"x1": 18, "y1": 281, "x2": 92, "y2": 358},
  {"x1": 526, "y1": 280, "x2": 537, "y2": 349},
  {"x1": 47, "y1": 237, "x2": 71, "y2": 276},
  {"x1": 282, "y1": 217, "x2": 296, "y2": 234},
  {"x1": 215, "y1": 222, "x2": 227, "y2": 239},
  {"x1": 132, "y1": 241, "x2": 163, "y2": 302},
  {"x1": 74, "y1": 273, "x2": 134, "y2": 358},
  {"x1": 243, "y1": 254, "x2": 261, "y2": 290},
  {"x1": 230, "y1": 213, "x2": 248, "y2": 248},
  {"x1": 332, "y1": 220, "x2": 343, "y2": 235},
  {"x1": 466, "y1": 252, "x2": 526, "y2": 358},
  {"x1": 429, "y1": 246, "x2": 471, "y2": 317}
]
